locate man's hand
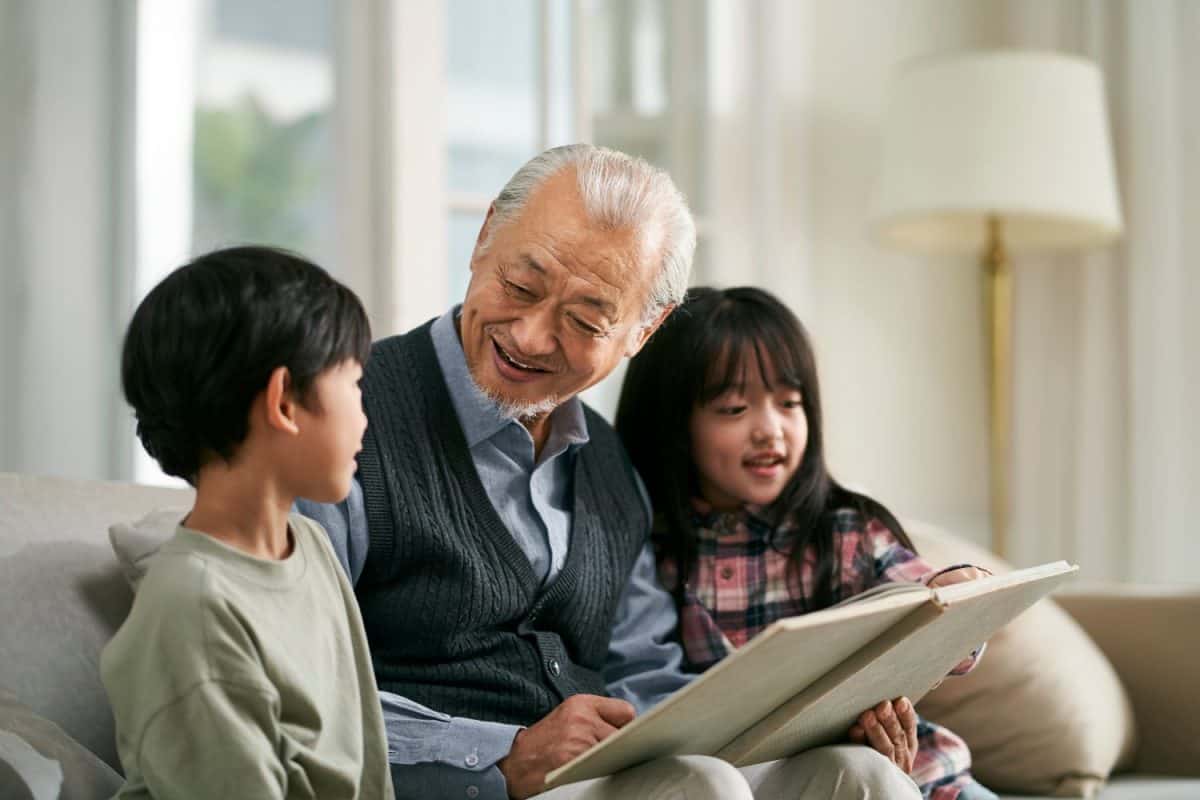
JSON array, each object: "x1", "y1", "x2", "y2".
[
  {"x1": 848, "y1": 697, "x2": 918, "y2": 774},
  {"x1": 497, "y1": 695, "x2": 636, "y2": 799}
]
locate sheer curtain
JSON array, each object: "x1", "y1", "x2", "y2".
[
  {"x1": 1003, "y1": 0, "x2": 1200, "y2": 582},
  {"x1": 0, "y1": 0, "x2": 136, "y2": 481}
]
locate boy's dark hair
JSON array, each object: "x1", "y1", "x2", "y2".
[
  {"x1": 122, "y1": 246, "x2": 372, "y2": 484},
  {"x1": 616, "y1": 286, "x2": 914, "y2": 613}
]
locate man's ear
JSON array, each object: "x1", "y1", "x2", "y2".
[
  {"x1": 262, "y1": 366, "x2": 301, "y2": 435},
  {"x1": 625, "y1": 304, "x2": 676, "y2": 358},
  {"x1": 475, "y1": 203, "x2": 497, "y2": 251}
]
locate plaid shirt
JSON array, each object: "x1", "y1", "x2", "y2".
[{"x1": 657, "y1": 504, "x2": 990, "y2": 800}]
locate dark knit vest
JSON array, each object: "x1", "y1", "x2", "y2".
[{"x1": 354, "y1": 321, "x2": 648, "y2": 726}]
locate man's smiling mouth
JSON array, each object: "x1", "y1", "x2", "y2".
[{"x1": 493, "y1": 338, "x2": 552, "y2": 373}]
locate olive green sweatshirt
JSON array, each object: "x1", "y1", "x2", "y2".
[{"x1": 101, "y1": 514, "x2": 392, "y2": 799}]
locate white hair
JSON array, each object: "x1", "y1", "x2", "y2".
[{"x1": 482, "y1": 144, "x2": 697, "y2": 323}]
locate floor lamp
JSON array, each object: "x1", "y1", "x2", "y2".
[{"x1": 870, "y1": 51, "x2": 1123, "y2": 557}]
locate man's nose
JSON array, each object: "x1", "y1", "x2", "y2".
[{"x1": 508, "y1": 306, "x2": 558, "y2": 357}]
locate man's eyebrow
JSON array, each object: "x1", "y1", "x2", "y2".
[
  {"x1": 519, "y1": 254, "x2": 547, "y2": 276},
  {"x1": 580, "y1": 295, "x2": 619, "y2": 317}
]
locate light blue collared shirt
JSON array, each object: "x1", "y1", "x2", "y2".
[{"x1": 297, "y1": 307, "x2": 692, "y2": 800}]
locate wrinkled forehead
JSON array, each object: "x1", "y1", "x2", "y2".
[{"x1": 516, "y1": 171, "x2": 660, "y2": 310}]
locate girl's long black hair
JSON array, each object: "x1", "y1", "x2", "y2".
[{"x1": 616, "y1": 286, "x2": 914, "y2": 612}]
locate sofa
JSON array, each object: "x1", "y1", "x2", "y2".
[{"x1": 2, "y1": 472, "x2": 1198, "y2": 799}]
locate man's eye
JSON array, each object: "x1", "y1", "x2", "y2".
[
  {"x1": 570, "y1": 316, "x2": 603, "y2": 336},
  {"x1": 505, "y1": 281, "x2": 534, "y2": 298}
]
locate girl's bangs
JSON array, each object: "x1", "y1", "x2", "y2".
[{"x1": 696, "y1": 302, "x2": 808, "y2": 405}]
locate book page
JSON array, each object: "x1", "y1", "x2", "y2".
[
  {"x1": 544, "y1": 590, "x2": 930, "y2": 789},
  {"x1": 717, "y1": 561, "x2": 1077, "y2": 766},
  {"x1": 833, "y1": 580, "x2": 929, "y2": 607}
]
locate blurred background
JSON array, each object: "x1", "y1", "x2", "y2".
[{"x1": 2, "y1": 0, "x2": 1196, "y2": 584}]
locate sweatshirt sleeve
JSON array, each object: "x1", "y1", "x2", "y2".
[{"x1": 134, "y1": 680, "x2": 288, "y2": 800}]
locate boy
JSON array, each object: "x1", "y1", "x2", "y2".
[{"x1": 101, "y1": 246, "x2": 392, "y2": 799}]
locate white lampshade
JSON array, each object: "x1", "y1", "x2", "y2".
[{"x1": 871, "y1": 51, "x2": 1123, "y2": 255}]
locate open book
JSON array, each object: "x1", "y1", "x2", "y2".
[{"x1": 544, "y1": 560, "x2": 1077, "y2": 790}]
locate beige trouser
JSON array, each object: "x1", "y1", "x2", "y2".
[{"x1": 533, "y1": 746, "x2": 922, "y2": 800}]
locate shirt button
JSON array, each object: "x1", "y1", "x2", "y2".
[
  {"x1": 720, "y1": 566, "x2": 734, "y2": 580},
  {"x1": 465, "y1": 753, "x2": 479, "y2": 767},
  {"x1": 466, "y1": 786, "x2": 480, "y2": 798},
  {"x1": 547, "y1": 658, "x2": 562, "y2": 677}
]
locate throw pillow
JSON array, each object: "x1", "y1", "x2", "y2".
[
  {"x1": 911, "y1": 523, "x2": 1137, "y2": 798},
  {"x1": 108, "y1": 509, "x2": 183, "y2": 590},
  {"x1": 0, "y1": 690, "x2": 121, "y2": 800}
]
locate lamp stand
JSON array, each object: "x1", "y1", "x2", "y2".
[{"x1": 984, "y1": 216, "x2": 1011, "y2": 558}]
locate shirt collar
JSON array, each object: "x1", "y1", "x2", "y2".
[
  {"x1": 430, "y1": 306, "x2": 590, "y2": 451},
  {"x1": 690, "y1": 497, "x2": 772, "y2": 540}
]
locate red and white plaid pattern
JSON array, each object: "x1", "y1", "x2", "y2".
[{"x1": 657, "y1": 504, "x2": 990, "y2": 800}]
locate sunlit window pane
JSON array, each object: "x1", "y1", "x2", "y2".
[
  {"x1": 447, "y1": 0, "x2": 541, "y2": 195},
  {"x1": 588, "y1": 0, "x2": 709, "y2": 215},
  {"x1": 191, "y1": 0, "x2": 336, "y2": 270},
  {"x1": 449, "y1": 209, "x2": 486, "y2": 304}
]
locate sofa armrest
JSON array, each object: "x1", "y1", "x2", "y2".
[{"x1": 1056, "y1": 586, "x2": 1200, "y2": 777}]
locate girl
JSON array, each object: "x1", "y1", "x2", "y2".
[{"x1": 615, "y1": 286, "x2": 995, "y2": 800}]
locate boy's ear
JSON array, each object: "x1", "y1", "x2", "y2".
[
  {"x1": 263, "y1": 366, "x2": 301, "y2": 435},
  {"x1": 625, "y1": 304, "x2": 675, "y2": 358}
]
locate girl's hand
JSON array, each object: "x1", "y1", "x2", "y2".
[
  {"x1": 927, "y1": 564, "x2": 990, "y2": 588},
  {"x1": 928, "y1": 565, "x2": 992, "y2": 675},
  {"x1": 848, "y1": 697, "x2": 918, "y2": 774}
]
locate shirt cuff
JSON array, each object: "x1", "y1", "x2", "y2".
[
  {"x1": 385, "y1": 710, "x2": 520, "y2": 800},
  {"x1": 390, "y1": 759, "x2": 511, "y2": 800}
]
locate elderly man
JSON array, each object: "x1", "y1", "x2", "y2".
[{"x1": 299, "y1": 144, "x2": 921, "y2": 800}]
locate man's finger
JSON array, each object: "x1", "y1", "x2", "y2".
[
  {"x1": 593, "y1": 697, "x2": 637, "y2": 728},
  {"x1": 582, "y1": 713, "x2": 623, "y2": 744}
]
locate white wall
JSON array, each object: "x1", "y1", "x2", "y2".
[
  {"x1": 698, "y1": 0, "x2": 1017, "y2": 547},
  {"x1": 0, "y1": 0, "x2": 135, "y2": 481}
]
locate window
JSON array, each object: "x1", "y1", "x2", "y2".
[
  {"x1": 128, "y1": 0, "x2": 718, "y2": 482},
  {"x1": 444, "y1": 0, "x2": 713, "y2": 417},
  {"x1": 133, "y1": 0, "x2": 338, "y2": 485}
]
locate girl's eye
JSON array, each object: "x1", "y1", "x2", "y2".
[
  {"x1": 782, "y1": 399, "x2": 804, "y2": 409},
  {"x1": 716, "y1": 405, "x2": 747, "y2": 416}
]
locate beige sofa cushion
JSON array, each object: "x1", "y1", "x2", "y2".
[
  {"x1": 912, "y1": 524, "x2": 1137, "y2": 798},
  {"x1": 0, "y1": 474, "x2": 193, "y2": 772},
  {"x1": 108, "y1": 509, "x2": 186, "y2": 590},
  {"x1": 0, "y1": 689, "x2": 122, "y2": 800}
]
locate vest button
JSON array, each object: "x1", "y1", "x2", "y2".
[{"x1": 547, "y1": 658, "x2": 562, "y2": 677}]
